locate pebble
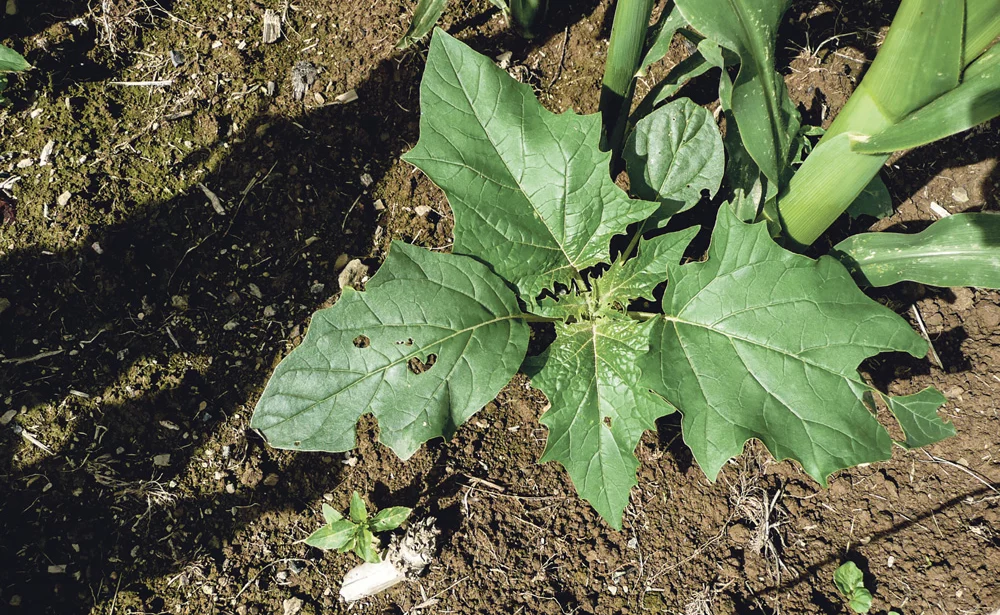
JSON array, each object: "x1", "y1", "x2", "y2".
[
  {"x1": 310, "y1": 282, "x2": 326, "y2": 295},
  {"x1": 414, "y1": 205, "x2": 432, "y2": 217},
  {"x1": 57, "y1": 191, "x2": 71, "y2": 207},
  {"x1": 334, "y1": 253, "x2": 350, "y2": 271},
  {"x1": 226, "y1": 484, "x2": 236, "y2": 494},
  {"x1": 91, "y1": 242, "x2": 104, "y2": 255},
  {"x1": 247, "y1": 283, "x2": 263, "y2": 299},
  {"x1": 263, "y1": 473, "x2": 279, "y2": 487},
  {"x1": 0, "y1": 297, "x2": 8, "y2": 315},
  {"x1": 153, "y1": 454, "x2": 171, "y2": 466},
  {"x1": 951, "y1": 186, "x2": 969, "y2": 203},
  {"x1": 0, "y1": 409, "x2": 16, "y2": 425},
  {"x1": 223, "y1": 320, "x2": 238, "y2": 331},
  {"x1": 338, "y1": 259, "x2": 368, "y2": 290},
  {"x1": 171, "y1": 295, "x2": 189, "y2": 310},
  {"x1": 201, "y1": 584, "x2": 215, "y2": 595},
  {"x1": 263, "y1": 305, "x2": 276, "y2": 318}
]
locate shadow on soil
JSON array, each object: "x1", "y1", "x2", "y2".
[{"x1": 1, "y1": 2, "x2": 603, "y2": 613}]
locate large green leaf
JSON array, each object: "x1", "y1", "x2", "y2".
[
  {"x1": 251, "y1": 241, "x2": 529, "y2": 459},
  {"x1": 600, "y1": 227, "x2": 699, "y2": 305},
  {"x1": 674, "y1": 0, "x2": 799, "y2": 187},
  {"x1": 526, "y1": 319, "x2": 675, "y2": 527},
  {"x1": 396, "y1": 0, "x2": 449, "y2": 49},
  {"x1": 623, "y1": 98, "x2": 725, "y2": 227},
  {"x1": 403, "y1": 30, "x2": 657, "y2": 299},
  {"x1": 880, "y1": 388, "x2": 954, "y2": 449},
  {"x1": 640, "y1": 207, "x2": 940, "y2": 483},
  {"x1": 831, "y1": 213, "x2": 1000, "y2": 288}
]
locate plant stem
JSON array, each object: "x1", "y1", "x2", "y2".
[
  {"x1": 510, "y1": 0, "x2": 549, "y2": 39},
  {"x1": 599, "y1": 0, "x2": 655, "y2": 166},
  {"x1": 627, "y1": 310, "x2": 658, "y2": 321},
  {"x1": 518, "y1": 313, "x2": 562, "y2": 323}
]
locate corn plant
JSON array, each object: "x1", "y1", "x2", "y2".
[{"x1": 251, "y1": 0, "x2": 1000, "y2": 528}]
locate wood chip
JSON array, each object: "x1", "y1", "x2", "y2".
[
  {"x1": 262, "y1": 9, "x2": 282, "y2": 43},
  {"x1": 198, "y1": 182, "x2": 226, "y2": 215}
]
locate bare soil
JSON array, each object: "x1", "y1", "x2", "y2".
[{"x1": 1, "y1": 1, "x2": 998, "y2": 614}]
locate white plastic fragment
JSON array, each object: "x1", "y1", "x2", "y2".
[
  {"x1": 339, "y1": 517, "x2": 439, "y2": 603},
  {"x1": 929, "y1": 201, "x2": 951, "y2": 218}
]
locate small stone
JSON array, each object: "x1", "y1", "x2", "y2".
[
  {"x1": 313, "y1": 92, "x2": 325, "y2": 104},
  {"x1": 39, "y1": 140, "x2": 55, "y2": 166},
  {"x1": 338, "y1": 259, "x2": 368, "y2": 290},
  {"x1": 951, "y1": 186, "x2": 969, "y2": 203},
  {"x1": 9, "y1": 595, "x2": 21, "y2": 607},
  {"x1": 373, "y1": 199, "x2": 385, "y2": 211},
  {"x1": 334, "y1": 254, "x2": 350, "y2": 271},
  {"x1": 47, "y1": 565, "x2": 67, "y2": 574},
  {"x1": 153, "y1": 454, "x2": 171, "y2": 467},
  {"x1": 170, "y1": 50, "x2": 185, "y2": 67},
  {"x1": 248, "y1": 283, "x2": 263, "y2": 299},
  {"x1": 201, "y1": 584, "x2": 215, "y2": 595},
  {"x1": 263, "y1": 473, "x2": 279, "y2": 487},
  {"x1": 91, "y1": 242, "x2": 104, "y2": 255},
  {"x1": 414, "y1": 205, "x2": 432, "y2": 217},
  {"x1": 171, "y1": 295, "x2": 189, "y2": 310},
  {"x1": 225, "y1": 291, "x2": 241, "y2": 305},
  {"x1": 334, "y1": 89, "x2": 358, "y2": 104},
  {"x1": 288, "y1": 560, "x2": 306, "y2": 574},
  {"x1": 0, "y1": 297, "x2": 9, "y2": 315},
  {"x1": 16, "y1": 158, "x2": 33, "y2": 168},
  {"x1": 226, "y1": 484, "x2": 236, "y2": 494},
  {"x1": 57, "y1": 191, "x2": 71, "y2": 207},
  {"x1": 266, "y1": 81, "x2": 277, "y2": 97},
  {"x1": 263, "y1": 305, "x2": 276, "y2": 318},
  {"x1": 223, "y1": 320, "x2": 238, "y2": 331},
  {"x1": 310, "y1": 282, "x2": 326, "y2": 295},
  {"x1": 360, "y1": 173, "x2": 373, "y2": 188},
  {"x1": 0, "y1": 410, "x2": 16, "y2": 425},
  {"x1": 607, "y1": 585, "x2": 618, "y2": 596}
]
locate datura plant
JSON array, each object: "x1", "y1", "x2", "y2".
[{"x1": 253, "y1": 0, "x2": 1000, "y2": 528}]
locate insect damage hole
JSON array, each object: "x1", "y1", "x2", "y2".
[
  {"x1": 408, "y1": 354, "x2": 437, "y2": 375},
  {"x1": 603, "y1": 417, "x2": 612, "y2": 428},
  {"x1": 353, "y1": 335, "x2": 370, "y2": 348}
]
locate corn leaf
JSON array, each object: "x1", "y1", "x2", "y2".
[
  {"x1": 526, "y1": 319, "x2": 676, "y2": 528},
  {"x1": 640, "y1": 207, "x2": 938, "y2": 483},
  {"x1": 489, "y1": 0, "x2": 510, "y2": 12},
  {"x1": 674, "y1": 0, "x2": 799, "y2": 188},
  {"x1": 403, "y1": 30, "x2": 656, "y2": 299},
  {"x1": 250, "y1": 241, "x2": 529, "y2": 459},
  {"x1": 623, "y1": 98, "x2": 725, "y2": 227},
  {"x1": 852, "y1": 46, "x2": 1000, "y2": 155},
  {"x1": 396, "y1": 0, "x2": 448, "y2": 49},
  {"x1": 636, "y1": 1, "x2": 687, "y2": 77},
  {"x1": 831, "y1": 213, "x2": 1000, "y2": 288}
]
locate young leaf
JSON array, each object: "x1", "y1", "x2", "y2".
[
  {"x1": 321, "y1": 503, "x2": 343, "y2": 524},
  {"x1": 674, "y1": 0, "x2": 799, "y2": 187},
  {"x1": 349, "y1": 491, "x2": 368, "y2": 523},
  {"x1": 636, "y1": 2, "x2": 688, "y2": 77},
  {"x1": 831, "y1": 213, "x2": 1000, "y2": 289},
  {"x1": 370, "y1": 506, "x2": 412, "y2": 532},
  {"x1": 640, "y1": 207, "x2": 930, "y2": 483},
  {"x1": 600, "y1": 227, "x2": 699, "y2": 304},
  {"x1": 526, "y1": 319, "x2": 676, "y2": 528},
  {"x1": 834, "y1": 562, "x2": 869, "y2": 613},
  {"x1": 396, "y1": 0, "x2": 449, "y2": 49},
  {"x1": 305, "y1": 519, "x2": 357, "y2": 551},
  {"x1": 880, "y1": 388, "x2": 954, "y2": 449},
  {"x1": 356, "y1": 527, "x2": 381, "y2": 563},
  {"x1": 250, "y1": 241, "x2": 529, "y2": 459},
  {"x1": 623, "y1": 98, "x2": 725, "y2": 227},
  {"x1": 845, "y1": 175, "x2": 893, "y2": 220},
  {"x1": 0, "y1": 46, "x2": 31, "y2": 73},
  {"x1": 402, "y1": 30, "x2": 657, "y2": 300},
  {"x1": 849, "y1": 589, "x2": 873, "y2": 614}
]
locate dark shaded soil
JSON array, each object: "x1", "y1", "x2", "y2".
[{"x1": 1, "y1": 1, "x2": 998, "y2": 614}]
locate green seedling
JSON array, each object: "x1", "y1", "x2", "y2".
[
  {"x1": 252, "y1": 0, "x2": 1000, "y2": 529},
  {"x1": 0, "y1": 45, "x2": 31, "y2": 105},
  {"x1": 304, "y1": 492, "x2": 411, "y2": 563},
  {"x1": 834, "y1": 561, "x2": 873, "y2": 614}
]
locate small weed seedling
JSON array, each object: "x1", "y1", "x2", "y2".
[
  {"x1": 834, "y1": 561, "x2": 872, "y2": 614},
  {"x1": 304, "y1": 492, "x2": 411, "y2": 563},
  {"x1": 252, "y1": 0, "x2": 1000, "y2": 528}
]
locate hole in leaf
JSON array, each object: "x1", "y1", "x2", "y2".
[
  {"x1": 353, "y1": 335, "x2": 370, "y2": 348},
  {"x1": 407, "y1": 354, "x2": 436, "y2": 375},
  {"x1": 603, "y1": 416, "x2": 612, "y2": 428},
  {"x1": 396, "y1": 338, "x2": 414, "y2": 346}
]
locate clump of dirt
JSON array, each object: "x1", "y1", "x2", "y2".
[{"x1": 1, "y1": 1, "x2": 998, "y2": 614}]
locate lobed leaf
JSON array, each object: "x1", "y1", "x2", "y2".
[
  {"x1": 880, "y1": 388, "x2": 954, "y2": 449},
  {"x1": 623, "y1": 98, "x2": 725, "y2": 227},
  {"x1": 403, "y1": 30, "x2": 657, "y2": 300},
  {"x1": 600, "y1": 227, "x2": 699, "y2": 305},
  {"x1": 640, "y1": 207, "x2": 934, "y2": 484},
  {"x1": 250, "y1": 241, "x2": 529, "y2": 459},
  {"x1": 831, "y1": 213, "x2": 1000, "y2": 289},
  {"x1": 526, "y1": 318, "x2": 676, "y2": 527}
]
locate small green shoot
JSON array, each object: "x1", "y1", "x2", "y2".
[
  {"x1": 304, "y1": 492, "x2": 411, "y2": 563},
  {"x1": 834, "y1": 561, "x2": 873, "y2": 614}
]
